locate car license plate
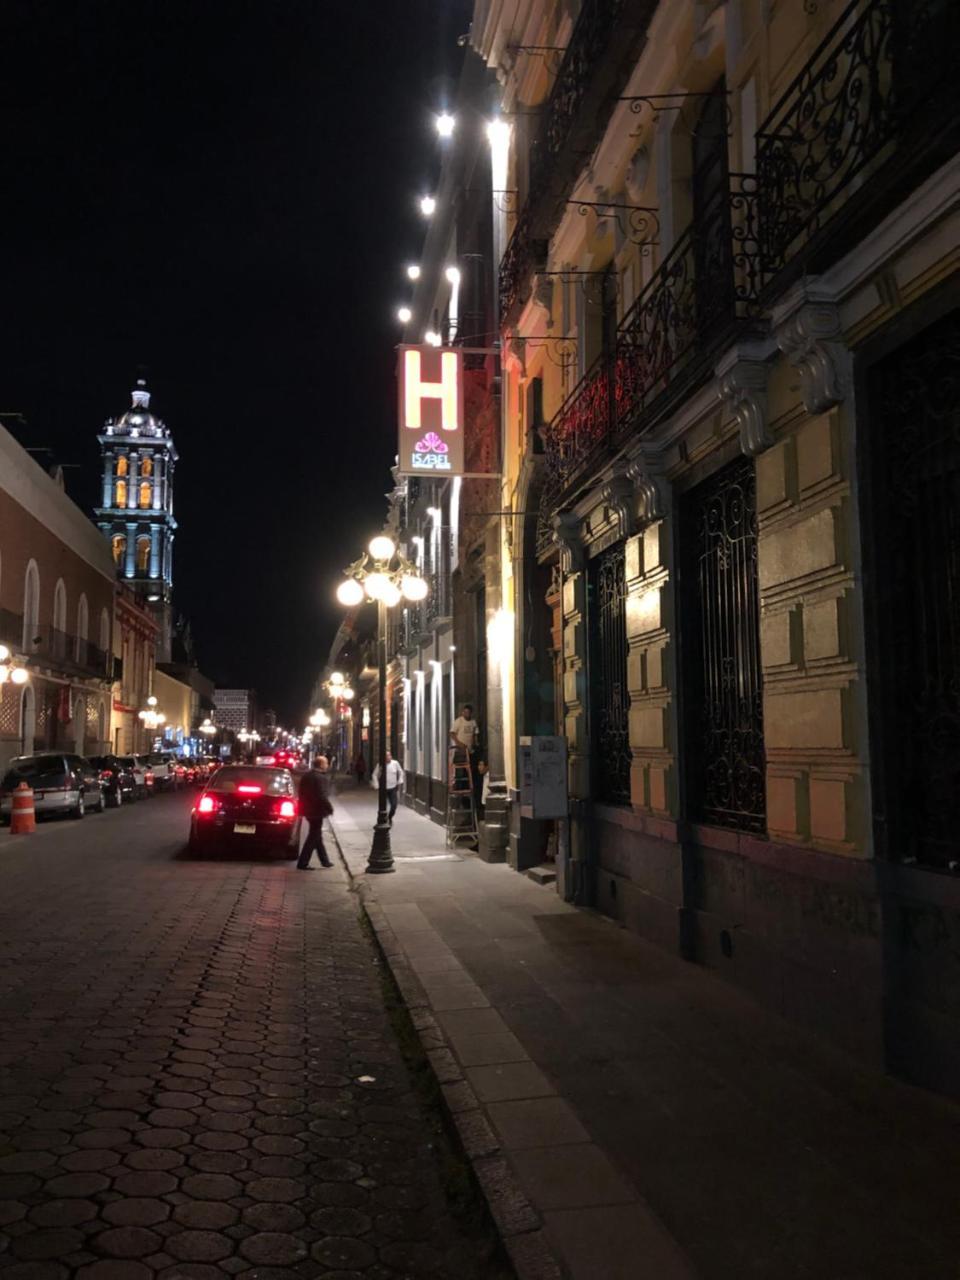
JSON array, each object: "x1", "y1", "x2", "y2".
[{"x1": 234, "y1": 823, "x2": 256, "y2": 835}]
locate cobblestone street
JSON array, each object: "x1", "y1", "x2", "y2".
[{"x1": 0, "y1": 793, "x2": 511, "y2": 1280}]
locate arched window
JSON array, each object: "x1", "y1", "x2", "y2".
[
  {"x1": 75, "y1": 593, "x2": 89, "y2": 662},
  {"x1": 139, "y1": 482, "x2": 152, "y2": 508},
  {"x1": 116, "y1": 455, "x2": 129, "y2": 477},
  {"x1": 53, "y1": 580, "x2": 67, "y2": 652},
  {"x1": 20, "y1": 684, "x2": 35, "y2": 755},
  {"x1": 141, "y1": 456, "x2": 153, "y2": 477},
  {"x1": 22, "y1": 561, "x2": 39, "y2": 651},
  {"x1": 136, "y1": 536, "x2": 151, "y2": 573},
  {"x1": 112, "y1": 533, "x2": 126, "y2": 565},
  {"x1": 99, "y1": 607, "x2": 111, "y2": 656},
  {"x1": 115, "y1": 479, "x2": 127, "y2": 508}
]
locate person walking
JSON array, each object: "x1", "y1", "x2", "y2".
[
  {"x1": 371, "y1": 750, "x2": 404, "y2": 824},
  {"x1": 297, "y1": 754, "x2": 333, "y2": 870}
]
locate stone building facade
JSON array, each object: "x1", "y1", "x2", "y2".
[
  {"x1": 0, "y1": 424, "x2": 115, "y2": 770},
  {"x1": 469, "y1": 0, "x2": 960, "y2": 1094}
]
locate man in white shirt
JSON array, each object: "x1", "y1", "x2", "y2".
[
  {"x1": 450, "y1": 704, "x2": 479, "y2": 752},
  {"x1": 371, "y1": 751, "x2": 405, "y2": 824}
]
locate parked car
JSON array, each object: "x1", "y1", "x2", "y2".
[
  {"x1": 120, "y1": 755, "x2": 153, "y2": 798},
  {"x1": 88, "y1": 755, "x2": 137, "y2": 807},
  {"x1": 0, "y1": 753, "x2": 105, "y2": 821},
  {"x1": 148, "y1": 752, "x2": 180, "y2": 791},
  {"x1": 188, "y1": 765, "x2": 300, "y2": 856}
]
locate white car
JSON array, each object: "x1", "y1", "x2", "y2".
[
  {"x1": 120, "y1": 754, "x2": 153, "y2": 798},
  {"x1": 147, "y1": 752, "x2": 180, "y2": 791}
]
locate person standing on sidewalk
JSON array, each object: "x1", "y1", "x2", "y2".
[
  {"x1": 371, "y1": 751, "x2": 404, "y2": 824},
  {"x1": 296, "y1": 755, "x2": 333, "y2": 870}
]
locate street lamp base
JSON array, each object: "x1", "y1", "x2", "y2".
[{"x1": 366, "y1": 820, "x2": 396, "y2": 874}]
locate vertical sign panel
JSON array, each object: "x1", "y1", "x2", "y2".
[{"x1": 397, "y1": 345, "x2": 464, "y2": 476}]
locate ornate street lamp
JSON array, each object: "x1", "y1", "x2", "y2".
[
  {"x1": 336, "y1": 535, "x2": 428, "y2": 873},
  {"x1": 139, "y1": 695, "x2": 166, "y2": 730},
  {"x1": 0, "y1": 643, "x2": 30, "y2": 687}
]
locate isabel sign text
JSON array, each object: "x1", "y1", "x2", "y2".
[{"x1": 397, "y1": 345, "x2": 464, "y2": 476}]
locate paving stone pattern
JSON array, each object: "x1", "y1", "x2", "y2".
[{"x1": 0, "y1": 796, "x2": 512, "y2": 1278}]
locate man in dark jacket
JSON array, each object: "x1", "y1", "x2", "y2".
[{"x1": 297, "y1": 755, "x2": 333, "y2": 870}]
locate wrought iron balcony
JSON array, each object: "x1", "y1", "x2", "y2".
[
  {"x1": 537, "y1": 178, "x2": 760, "y2": 548},
  {"x1": 756, "y1": 0, "x2": 959, "y2": 291},
  {"x1": 529, "y1": 0, "x2": 627, "y2": 203},
  {"x1": 29, "y1": 625, "x2": 111, "y2": 679},
  {"x1": 498, "y1": 203, "x2": 547, "y2": 329},
  {"x1": 498, "y1": 0, "x2": 649, "y2": 327}
]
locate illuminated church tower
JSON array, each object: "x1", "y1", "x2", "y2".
[{"x1": 95, "y1": 378, "x2": 178, "y2": 660}]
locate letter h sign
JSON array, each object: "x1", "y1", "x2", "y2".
[{"x1": 397, "y1": 345, "x2": 464, "y2": 476}]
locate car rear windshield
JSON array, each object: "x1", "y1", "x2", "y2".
[
  {"x1": 210, "y1": 768, "x2": 292, "y2": 796},
  {"x1": 118, "y1": 758, "x2": 137, "y2": 768},
  {"x1": 88, "y1": 757, "x2": 111, "y2": 768},
  {"x1": 2, "y1": 756, "x2": 68, "y2": 786}
]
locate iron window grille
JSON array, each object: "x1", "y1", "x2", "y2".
[
  {"x1": 680, "y1": 457, "x2": 766, "y2": 833},
  {"x1": 589, "y1": 541, "x2": 632, "y2": 805}
]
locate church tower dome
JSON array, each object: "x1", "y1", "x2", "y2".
[{"x1": 95, "y1": 377, "x2": 178, "y2": 661}]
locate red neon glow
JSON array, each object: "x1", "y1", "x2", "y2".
[
  {"x1": 237, "y1": 784, "x2": 262, "y2": 794},
  {"x1": 278, "y1": 799, "x2": 296, "y2": 818},
  {"x1": 198, "y1": 794, "x2": 216, "y2": 814},
  {"x1": 403, "y1": 349, "x2": 459, "y2": 431}
]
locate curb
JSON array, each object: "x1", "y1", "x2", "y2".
[{"x1": 327, "y1": 813, "x2": 566, "y2": 1280}]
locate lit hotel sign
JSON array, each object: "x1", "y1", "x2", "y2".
[{"x1": 397, "y1": 344, "x2": 464, "y2": 477}]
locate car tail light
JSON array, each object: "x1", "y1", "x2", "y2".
[
  {"x1": 278, "y1": 799, "x2": 296, "y2": 819},
  {"x1": 198, "y1": 794, "x2": 217, "y2": 814},
  {"x1": 100, "y1": 769, "x2": 113, "y2": 779},
  {"x1": 145, "y1": 772, "x2": 154, "y2": 783},
  {"x1": 237, "y1": 784, "x2": 262, "y2": 794}
]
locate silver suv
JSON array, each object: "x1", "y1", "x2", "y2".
[{"x1": 1, "y1": 754, "x2": 106, "y2": 820}]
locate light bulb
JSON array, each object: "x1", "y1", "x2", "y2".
[
  {"x1": 11, "y1": 667, "x2": 29, "y2": 685},
  {"x1": 368, "y1": 534, "x2": 396, "y2": 562},
  {"x1": 445, "y1": 265, "x2": 460, "y2": 284},
  {"x1": 425, "y1": 330, "x2": 441, "y2": 347},
  {"x1": 397, "y1": 306, "x2": 412, "y2": 324},
  {"x1": 342, "y1": 687, "x2": 355, "y2": 701},
  {"x1": 380, "y1": 581, "x2": 402, "y2": 608},
  {"x1": 419, "y1": 195, "x2": 436, "y2": 217},
  {"x1": 0, "y1": 644, "x2": 9, "y2": 663},
  {"x1": 329, "y1": 672, "x2": 344, "y2": 686},
  {"x1": 435, "y1": 112, "x2": 455, "y2": 138},
  {"x1": 401, "y1": 574, "x2": 428, "y2": 602},
  {"x1": 364, "y1": 572, "x2": 390, "y2": 600},
  {"x1": 406, "y1": 264, "x2": 420, "y2": 280},
  {"x1": 336, "y1": 578, "x2": 364, "y2": 607}
]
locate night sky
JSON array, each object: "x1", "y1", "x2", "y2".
[{"x1": 0, "y1": 0, "x2": 469, "y2": 722}]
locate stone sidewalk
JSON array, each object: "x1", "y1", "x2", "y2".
[
  {"x1": 330, "y1": 783, "x2": 960, "y2": 1280},
  {"x1": 0, "y1": 792, "x2": 512, "y2": 1279}
]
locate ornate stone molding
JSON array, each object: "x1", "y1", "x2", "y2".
[
  {"x1": 772, "y1": 282, "x2": 848, "y2": 414},
  {"x1": 529, "y1": 274, "x2": 555, "y2": 327},
  {"x1": 553, "y1": 511, "x2": 584, "y2": 572},
  {"x1": 598, "y1": 475, "x2": 636, "y2": 539},
  {"x1": 625, "y1": 452, "x2": 669, "y2": 524},
  {"x1": 716, "y1": 343, "x2": 775, "y2": 457}
]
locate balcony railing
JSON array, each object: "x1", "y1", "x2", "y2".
[
  {"x1": 29, "y1": 624, "x2": 112, "y2": 679},
  {"x1": 498, "y1": 0, "x2": 638, "y2": 327},
  {"x1": 499, "y1": 204, "x2": 547, "y2": 329},
  {"x1": 530, "y1": 0, "x2": 626, "y2": 202},
  {"x1": 537, "y1": 179, "x2": 760, "y2": 551},
  {"x1": 756, "y1": 0, "x2": 959, "y2": 289}
]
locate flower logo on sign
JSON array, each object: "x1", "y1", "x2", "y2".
[{"x1": 414, "y1": 431, "x2": 447, "y2": 453}]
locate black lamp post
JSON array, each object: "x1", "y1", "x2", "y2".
[{"x1": 336, "y1": 535, "x2": 428, "y2": 875}]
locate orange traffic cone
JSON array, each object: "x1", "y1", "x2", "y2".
[{"x1": 10, "y1": 781, "x2": 36, "y2": 834}]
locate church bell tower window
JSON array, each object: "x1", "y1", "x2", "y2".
[
  {"x1": 139, "y1": 482, "x2": 152, "y2": 508},
  {"x1": 115, "y1": 479, "x2": 127, "y2": 508},
  {"x1": 116, "y1": 455, "x2": 128, "y2": 477}
]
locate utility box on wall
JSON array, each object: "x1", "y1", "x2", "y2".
[{"x1": 519, "y1": 735, "x2": 568, "y2": 819}]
